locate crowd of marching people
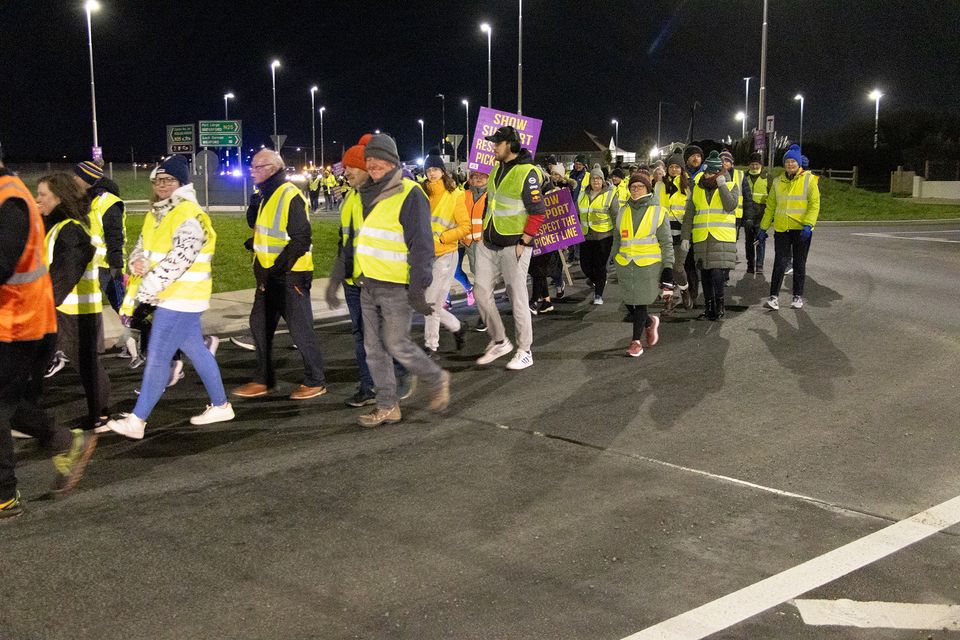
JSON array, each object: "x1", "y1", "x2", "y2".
[{"x1": 0, "y1": 128, "x2": 820, "y2": 519}]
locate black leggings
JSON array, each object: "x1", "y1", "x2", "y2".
[
  {"x1": 580, "y1": 237, "x2": 613, "y2": 296},
  {"x1": 625, "y1": 304, "x2": 650, "y2": 340},
  {"x1": 770, "y1": 230, "x2": 811, "y2": 296},
  {"x1": 699, "y1": 268, "x2": 727, "y2": 301}
]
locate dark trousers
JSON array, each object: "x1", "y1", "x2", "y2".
[
  {"x1": 699, "y1": 268, "x2": 726, "y2": 302},
  {"x1": 309, "y1": 190, "x2": 320, "y2": 211},
  {"x1": 580, "y1": 237, "x2": 613, "y2": 296},
  {"x1": 626, "y1": 304, "x2": 650, "y2": 340},
  {"x1": 250, "y1": 270, "x2": 325, "y2": 388},
  {"x1": 57, "y1": 311, "x2": 111, "y2": 429},
  {"x1": 0, "y1": 334, "x2": 71, "y2": 501},
  {"x1": 770, "y1": 230, "x2": 811, "y2": 297},
  {"x1": 529, "y1": 251, "x2": 559, "y2": 301},
  {"x1": 684, "y1": 249, "x2": 700, "y2": 302}
]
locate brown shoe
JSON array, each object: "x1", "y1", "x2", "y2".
[
  {"x1": 426, "y1": 370, "x2": 451, "y2": 413},
  {"x1": 232, "y1": 382, "x2": 271, "y2": 398},
  {"x1": 290, "y1": 384, "x2": 327, "y2": 400},
  {"x1": 51, "y1": 429, "x2": 97, "y2": 499},
  {"x1": 357, "y1": 405, "x2": 402, "y2": 428}
]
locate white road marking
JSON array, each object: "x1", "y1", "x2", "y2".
[
  {"x1": 793, "y1": 599, "x2": 960, "y2": 630},
  {"x1": 621, "y1": 494, "x2": 960, "y2": 640},
  {"x1": 851, "y1": 231, "x2": 960, "y2": 243}
]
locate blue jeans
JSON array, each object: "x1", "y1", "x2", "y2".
[
  {"x1": 133, "y1": 307, "x2": 227, "y2": 421},
  {"x1": 454, "y1": 246, "x2": 472, "y2": 292}
]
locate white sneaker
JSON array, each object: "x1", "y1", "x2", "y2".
[
  {"x1": 476, "y1": 338, "x2": 513, "y2": 365},
  {"x1": 230, "y1": 334, "x2": 256, "y2": 351},
  {"x1": 785, "y1": 266, "x2": 794, "y2": 275},
  {"x1": 190, "y1": 402, "x2": 235, "y2": 425},
  {"x1": 764, "y1": 295, "x2": 780, "y2": 310},
  {"x1": 125, "y1": 336, "x2": 139, "y2": 362},
  {"x1": 505, "y1": 349, "x2": 534, "y2": 371},
  {"x1": 204, "y1": 335, "x2": 220, "y2": 357},
  {"x1": 790, "y1": 295, "x2": 804, "y2": 309},
  {"x1": 593, "y1": 295, "x2": 604, "y2": 305},
  {"x1": 106, "y1": 414, "x2": 146, "y2": 440},
  {"x1": 167, "y1": 360, "x2": 185, "y2": 387},
  {"x1": 11, "y1": 430, "x2": 32, "y2": 439}
]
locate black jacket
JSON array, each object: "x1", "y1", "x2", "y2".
[
  {"x1": 44, "y1": 207, "x2": 96, "y2": 306},
  {"x1": 88, "y1": 177, "x2": 125, "y2": 270},
  {"x1": 246, "y1": 169, "x2": 312, "y2": 279},
  {"x1": 0, "y1": 168, "x2": 29, "y2": 286}
]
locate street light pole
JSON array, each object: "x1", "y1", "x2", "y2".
[
  {"x1": 517, "y1": 0, "x2": 523, "y2": 114},
  {"x1": 436, "y1": 93, "x2": 446, "y2": 154},
  {"x1": 223, "y1": 92, "x2": 234, "y2": 166},
  {"x1": 310, "y1": 86, "x2": 318, "y2": 167},
  {"x1": 758, "y1": 0, "x2": 769, "y2": 164},
  {"x1": 736, "y1": 112, "x2": 746, "y2": 138},
  {"x1": 462, "y1": 100, "x2": 470, "y2": 168},
  {"x1": 84, "y1": 0, "x2": 101, "y2": 157},
  {"x1": 611, "y1": 119, "x2": 619, "y2": 150},
  {"x1": 657, "y1": 100, "x2": 674, "y2": 150},
  {"x1": 319, "y1": 107, "x2": 326, "y2": 167},
  {"x1": 270, "y1": 60, "x2": 281, "y2": 138},
  {"x1": 794, "y1": 94, "x2": 805, "y2": 149},
  {"x1": 869, "y1": 89, "x2": 883, "y2": 149},
  {"x1": 743, "y1": 77, "x2": 752, "y2": 132},
  {"x1": 480, "y1": 23, "x2": 492, "y2": 108},
  {"x1": 418, "y1": 119, "x2": 425, "y2": 159}
]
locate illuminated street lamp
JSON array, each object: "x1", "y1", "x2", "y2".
[
  {"x1": 869, "y1": 89, "x2": 883, "y2": 149},
  {"x1": 611, "y1": 119, "x2": 619, "y2": 149},
  {"x1": 310, "y1": 86, "x2": 318, "y2": 166},
  {"x1": 794, "y1": 94, "x2": 805, "y2": 148},
  {"x1": 735, "y1": 111, "x2": 746, "y2": 138},
  {"x1": 480, "y1": 23, "x2": 492, "y2": 107},
  {"x1": 84, "y1": 0, "x2": 102, "y2": 158},
  {"x1": 270, "y1": 60, "x2": 281, "y2": 137}
]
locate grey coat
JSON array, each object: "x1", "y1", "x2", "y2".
[
  {"x1": 611, "y1": 196, "x2": 675, "y2": 305},
  {"x1": 680, "y1": 175, "x2": 739, "y2": 270}
]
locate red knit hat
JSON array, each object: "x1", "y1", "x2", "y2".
[{"x1": 343, "y1": 133, "x2": 374, "y2": 170}]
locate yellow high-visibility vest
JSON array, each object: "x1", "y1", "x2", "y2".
[
  {"x1": 44, "y1": 219, "x2": 102, "y2": 315},
  {"x1": 352, "y1": 179, "x2": 419, "y2": 285},
  {"x1": 254, "y1": 183, "x2": 313, "y2": 272},
  {"x1": 691, "y1": 183, "x2": 737, "y2": 243},
  {"x1": 659, "y1": 176, "x2": 688, "y2": 224},
  {"x1": 141, "y1": 200, "x2": 216, "y2": 310},
  {"x1": 749, "y1": 172, "x2": 768, "y2": 205},
  {"x1": 484, "y1": 162, "x2": 543, "y2": 236},
  {"x1": 323, "y1": 174, "x2": 337, "y2": 189},
  {"x1": 89, "y1": 191, "x2": 124, "y2": 268},
  {"x1": 339, "y1": 189, "x2": 361, "y2": 286},
  {"x1": 730, "y1": 168, "x2": 745, "y2": 219},
  {"x1": 615, "y1": 203, "x2": 665, "y2": 267},
  {"x1": 614, "y1": 180, "x2": 630, "y2": 205},
  {"x1": 577, "y1": 189, "x2": 615, "y2": 233}
]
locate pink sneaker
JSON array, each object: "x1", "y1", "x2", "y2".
[
  {"x1": 466, "y1": 289, "x2": 475, "y2": 306},
  {"x1": 644, "y1": 314, "x2": 660, "y2": 347},
  {"x1": 627, "y1": 340, "x2": 644, "y2": 358}
]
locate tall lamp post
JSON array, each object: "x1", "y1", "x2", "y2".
[
  {"x1": 418, "y1": 119, "x2": 425, "y2": 159},
  {"x1": 517, "y1": 0, "x2": 523, "y2": 114},
  {"x1": 310, "y1": 86, "x2": 318, "y2": 167},
  {"x1": 611, "y1": 119, "x2": 619, "y2": 150},
  {"x1": 794, "y1": 93, "x2": 805, "y2": 149},
  {"x1": 84, "y1": 0, "x2": 102, "y2": 159},
  {"x1": 736, "y1": 112, "x2": 746, "y2": 138},
  {"x1": 480, "y1": 23, "x2": 492, "y2": 107},
  {"x1": 462, "y1": 100, "x2": 470, "y2": 168},
  {"x1": 869, "y1": 89, "x2": 883, "y2": 150},
  {"x1": 270, "y1": 60, "x2": 281, "y2": 138},
  {"x1": 743, "y1": 77, "x2": 752, "y2": 132},
  {"x1": 223, "y1": 92, "x2": 235, "y2": 166},
  {"x1": 657, "y1": 100, "x2": 674, "y2": 150},
  {"x1": 436, "y1": 93, "x2": 446, "y2": 154},
  {"x1": 319, "y1": 107, "x2": 326, "y2": 167}
]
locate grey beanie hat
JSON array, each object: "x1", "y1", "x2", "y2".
[
  {"x1": 364, "y1": 134, "x2": 400, "y2": 165},
  {"x1": 590, "y1": 163, "x2": 604, "y2": 180}
]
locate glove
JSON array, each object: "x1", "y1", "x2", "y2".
[
  {"x1": 715, "y1": 174, "x2": 727, "y2": 186},
  {"x1": 757, "y1": 229, "x2": 768, "y2": 243},
  {"x1": 407, "y1": 288, "x2": 434, "y2": 317},
  {"x1": 324, "y1": 279, "x2": 342, "y2": 310},
  {"x1": 800, "y1": 225, "x2": 813, "y2": 240},
  {"x1": 680, "y1": 239, "x2": 690, "y2": 253},
  {"x1": 244, "y1": 237, "x2": 254, "y2": 252},
  {"x1": 660, "y1": 267, "x2": 674, "y2": 290},
  {"x1": 129, "y1": 303, "x2": 156, "y2": 331}
]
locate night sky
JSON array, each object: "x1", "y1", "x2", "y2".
[{"x1": 2, "y1": 1, "x2": 958, "y2": 163}]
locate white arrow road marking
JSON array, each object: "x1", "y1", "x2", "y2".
[
  {"x1": 793, "y1": 599, "x2": 960, "y2": 630},
  {"x1": 621, "y1": 494, "x2": 960, "y2": 640}
]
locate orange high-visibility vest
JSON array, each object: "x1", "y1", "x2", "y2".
[
  {"x1": 0, "y1": 174, "x2": 57, "y2": 341},
  {"x1": 463, "y1": 188, "x2": 486, "y2": 246}
]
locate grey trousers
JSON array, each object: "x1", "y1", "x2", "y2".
[
  {"x1": 473, "y1": 241, "x2": 533, "y2": 352},
  {"x1": 360, "y1": 282, "x2": 444, "y2": 410}
]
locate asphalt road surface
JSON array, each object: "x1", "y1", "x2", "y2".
[{"x1": 3, "y1": 223, "x2": 959, "y2": 640}]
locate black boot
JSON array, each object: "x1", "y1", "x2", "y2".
[
  {"x1": 716, "y1": 296, "x2": 725, "y2": 320},
  {"x1": 698, "y1": 297, "x2": 715, "y2": 321}
]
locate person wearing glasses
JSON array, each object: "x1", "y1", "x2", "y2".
[
  {"x1": 105, "y1": 155, "x2": 233, "y2": 439},
  {"x1": 232, "y1": 150, "x2": 326, "y2": 401}
]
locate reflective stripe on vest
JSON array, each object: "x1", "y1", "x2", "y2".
[
  {"x1": 615, "y1": 204, "x2": 664, "y2": 267},
  {"x1": 142, "y1": 201, "x2": 216, "y2": 307},
  {"x1": 730, "y1": 169, "x2": 744, "y2": 219},
  {"x1": 778, "y1": 172, "x2": 813, "y2": 224},
  {"x1": 45, "y1": 219, "x2": 102, "y2": 314},
  {"x1": 484, "y1": 163, "x2": 542, "y2": 236},
  {"x1": 89, "y1": 191, "x2": 124, "y2": 268},
  {"x1": 430, "y1": 190, "x2": 459, "y2": 234},
  {"x1": 577, "y1": 189, "x2": 615, "y2": 233},
  {"x1": 254, "y1": 183, "x2": 313, "y2": 271},
  {"x1": 659, "y1": 177, "x2": 688, "y2": 228},
  {"x1": 750, "y1": 173, "x2": 768, "y2": 205},
  {"x1": 691, "y1": 184, "x2": 737, "y2": 243},
  {"x1": 464, "y1": 189, "x2": 486, "y2": 242},
  {"x1": 339, "y1": 190, "x2": 362, "y2": 285},
  {"x1": 353, "y1": 179, "x2": 419, "y2": 285}
]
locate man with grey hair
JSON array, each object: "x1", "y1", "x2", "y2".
[{"x1": 233, "y1": 150, "x2": 327, "y2": 400}]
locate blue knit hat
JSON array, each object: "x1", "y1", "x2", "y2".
[
  {"x1": 782, "y1": 144, "x2": 802, "y2": 165},
  {"x1": 424, "y1": 147, "x2": 445, "y2": 172},
  {"x1": 801, "y1": 155, "x2": 810, "y2": 169},
  {"x1": 156, "y1": 154, "x2": 190, "y2": 185}
]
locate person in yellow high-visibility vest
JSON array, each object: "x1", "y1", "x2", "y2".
[
  {"x1": 308, "y1": 171, "x2": 322, "y2": 212},
  {"x1": 36, "y1": 173, "x2": 110, "y2": 432},
  {"x1": 759, "y1": 144, "x2": 820, "y2": 310},
  {"x1": 233, "y1": 150, "x2": 327, "y2": 401},
  {"x1": 660, "y1": 153, "x2": 693, "y2": 311},
  {"x1": 680, "y1": 151, "x2": 739, "y2": 321},
  {"x1": 744, "y1": 152, "x2": 769, "y2": 273},
  {"x1": 325, "y1": 134, "x2": 450, "y2": 428},
  {"x1": 611, "y1": 173, "x2": 675, "y2": 357},
  {"x1": 577, "y1": 164, "x2": 620, "y2": 305},
  {"x1": 72, "y1": 161, "x2": 126, "y2": 317},
  {"x1": 719, "y1": 150, "x2": 754, "y2": 272},
  {"x1": 105, "y1": 155, "x2": 233, "y2": 440},
  {"x1": 322, "y1": 169, "x2": 339, "y2": 211}
]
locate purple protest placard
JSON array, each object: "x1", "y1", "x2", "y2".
[
  {"x1": 467, "y1": 107, "x2": 543, "y2": 175},
  {"x1": 532, "y1": 188, "x2": 583, "y2": 256}
]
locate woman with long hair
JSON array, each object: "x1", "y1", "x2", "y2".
[{"x1": 36, "y1": 172, "x2": 111, "y2": 431}]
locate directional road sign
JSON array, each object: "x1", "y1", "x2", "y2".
[
  {"x1": 167, "y1": 124, "x2": 196, "y2": 154},
  {"x1": 199, "y1": 120, "x2": 242, "y2": 134},
  {"x1": 199, "y1": 133, "x2": 241, "y2": 147},
  {"x1": 198, "y1": 120, "x2": 242, "y2": 148}
]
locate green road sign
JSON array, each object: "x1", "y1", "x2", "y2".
[
  {"x1": 199, "y1": 120, "x2": 242, "y2": 134},
  {"x1": 166, "y1": 124, "x2": 195, "y2": 154},
  {"x1": 199, "y1": 133, "x2": 241, "y2": 147}
]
